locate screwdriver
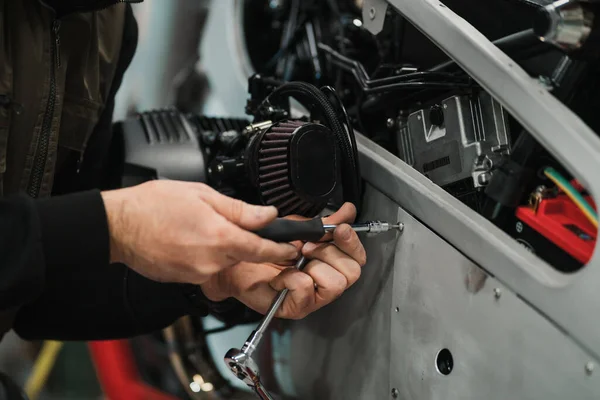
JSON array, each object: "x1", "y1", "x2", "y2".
[{"x1": 254, "y1": 218, "x2": 403, "y2": 242}]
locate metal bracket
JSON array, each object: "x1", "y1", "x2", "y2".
[{"x1": 362, "y1": 0, "x2": 388, "y2": 34}]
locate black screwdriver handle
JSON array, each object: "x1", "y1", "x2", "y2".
[{"x1": 254, "y1": 218, "x2": 325, "y2": 242}]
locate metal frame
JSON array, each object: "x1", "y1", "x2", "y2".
[{"x1": 360, "y1": 0, "x2": 600, "y2": 360}]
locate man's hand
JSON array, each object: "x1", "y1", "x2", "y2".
[
  {"x1": 201, "y1": 203, "x2": 366, "y2": 320},
  {"x1": 101, "y1": 181, "x2": 299, "y2": 284}
]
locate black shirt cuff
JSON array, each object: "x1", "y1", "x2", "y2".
[{"x1": 35, "y1": 190, "x2": 109, "y2": 270}]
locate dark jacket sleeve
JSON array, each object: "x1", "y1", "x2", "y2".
[
  {"x1": 11, "y1": 190, "x2": 203, "y2": 340},
  {"x1": 13, "y1": 190, "x2": 258, "y2": 341},
  {"x1": 0, "y1": 195, "x2": 45, "y2": 312}
]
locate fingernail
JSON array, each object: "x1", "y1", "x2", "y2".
[
  {"x1": 303, "y1": 242, "x2": 317, "y2": 253},
  {"x1": 256, "y1": 205, "x2": 277, "y2": 219}
]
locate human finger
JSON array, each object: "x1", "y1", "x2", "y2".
[
  {"x1": 302, "y1": 257, "x2": 349, "y2": 303},
  {"x1": 332, "y1": 224, "x2": 367, "y2": 266},
  {"x1": 303, "y1": 241, "x2": 362, "y2": 288},
  {"x1": 199, "y1": 188, "x2": 279, "y2": 230},
  {"x1": 319, "y1": 203, "x2": 357, "y2": 241},
  {"x1": 322, "y1": 203, "x2": 357, "y2": 225},
  {"x1": 270, "y1": 268, "x2": 316, "y2": 319}
]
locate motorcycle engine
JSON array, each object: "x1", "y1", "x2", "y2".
[{"x1": 113, "y1": 77, "x2": 361, "y2": 218}]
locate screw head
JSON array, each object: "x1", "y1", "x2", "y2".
[
  {"x1": 217, "y1": 163, "x2": 224, "y2": 173},
  {"x1": 387, "y1": 118, "x2": 395, "y2": 129},
  {"x1": 369, "y1": 7, "x2": 376, "y2": 19},
  {"x1": 394, "y1": 307, "x2": 400, "y2": 313},
  {"x1": 586, "y1": 362, "x2": 595, "y2": 375},
  {"x1": 516, "y1": 222, "x2": 523, "y2": 233},
  {"x1": 494, "y1": 288, "x2": 502, "y2": 299},
  {"x1": 391, "y1": 388, "x2": 399, "y2": 398}
]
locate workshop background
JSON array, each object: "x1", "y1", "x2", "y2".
[{"x1": 2, "y1": 0, "x2": 599, "y2": 399}]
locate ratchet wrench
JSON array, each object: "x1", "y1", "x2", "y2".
[{"x1": 224, "y1": 218, "x2": 403, "y2": 399}]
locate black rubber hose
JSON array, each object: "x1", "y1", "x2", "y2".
[
  {"x1": 321, "y1": 85, "x2": 361, "y2": 204},
  {"x1": 262, "y1": 82, "x2": 362, "y2": 210},
  {"x1": 319, "y1": 43, "x2": 474, "y2": 94}
]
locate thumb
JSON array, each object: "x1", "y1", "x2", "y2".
[
  {"x1": 322, "y1": 202, "x2": 357, "y2": 225},
  {"x1": 199, "y1": 189, "x2": 279, "y2": 230}
]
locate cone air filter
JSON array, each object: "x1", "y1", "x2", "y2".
[{"x1": 246, "y1": 120, "x2": 338, "y2": 217}]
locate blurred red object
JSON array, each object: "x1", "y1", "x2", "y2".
[{"x1": 88, "y1": 340, "x2": 177, "y2": 400}]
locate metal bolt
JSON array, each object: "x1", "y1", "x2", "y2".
[
  {"x1": 394, "y1": 307, "x2": 400, "y2": 313},
  {"x1": 478, "y1": 172, "x2": 491, "y2": 186},
  {"x1": 398, "y1": 223, "x2": 405, "y2": 232},
  {"x1": 369, "y1": 7, "x2": 376, "y2": 19},
  {"x1": 586, "y1": 362, "x2": 595, "y2": 375},
  {"x1": 391, "y1": 388, "x2": 399, "y2": 398},
  {"x1": 494, "y1": 288, "x2": 502, "y2": 300},
  {"x1": 217, "y1": 164, "x2": 224, "y2": 173},
  {"x1": 516, "y1": 222, "x2": 523, "y2": 233},
  {"x1": 417, "y1": 115, "x2": 422, "y2": 121},
  {"x1": 386, "y1": 118, "x2": 396, "y2": 129},
  {"x1": 443, "y1": 103, "x2": 448, "y2": 109}
]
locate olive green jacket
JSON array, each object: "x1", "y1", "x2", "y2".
[{"x1": 0, "y1": 0, "x2": 131, "y2": 198}]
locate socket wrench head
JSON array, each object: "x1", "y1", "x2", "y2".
[{"x1": 224, "y1": 348, "x2": 261, "y2": 388}]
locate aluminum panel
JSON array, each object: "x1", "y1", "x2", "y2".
[{"x1": 390, "y1": 205, "x2": 600, "y2": 400}]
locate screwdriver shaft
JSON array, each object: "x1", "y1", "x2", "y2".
[{"x1": 323, "y1": 221, "x2": 404, "y2": 234}]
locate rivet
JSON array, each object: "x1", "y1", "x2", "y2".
[
  {"x1": 391, "y1": 388, "x2": 399, "y2": 398},
  {"x1": 494, "y1": 288, "x2": 502, "y2": 299},
  {"x1": 585, "y1": 362, "x2": 595, "y2": 375},
  {"x1": 369, "y1": 7, "x2": 376, "y2": 19},
  {"x1": 394, "y1": 307, "x2": 400, "y2": 313}
]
